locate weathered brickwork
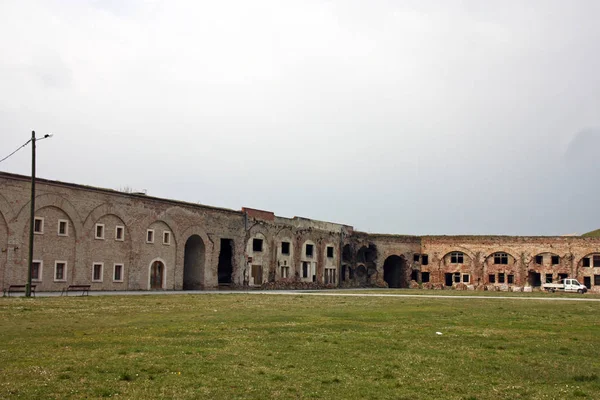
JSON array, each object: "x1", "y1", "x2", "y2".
[{"x1": 2, "y1": 171, "x2": 600, "y2": 293}]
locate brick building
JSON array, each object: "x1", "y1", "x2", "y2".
[{"x1": 1, "y1": 171, "x2": 600, "y2": 293}]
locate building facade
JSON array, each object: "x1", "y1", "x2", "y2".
[{"x1": 1, "y1": 171, "x2": 600, "y2": 293}]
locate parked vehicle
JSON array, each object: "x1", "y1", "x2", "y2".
[{"x1": 542, "y1": 279, "x2": 587, "y2": 294}]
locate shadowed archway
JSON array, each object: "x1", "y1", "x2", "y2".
[{"x1": 183, "y1": 235, "x2": 206, "y2": 290}]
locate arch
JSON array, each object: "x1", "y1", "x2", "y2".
[
  {"x1": 483, "y1": 251, "x2": 517, "y2": 265},
  {"x1": 83, "y1": 203, "x2": 130, "y2": 233},
  {"x1": 357, "y1": 244, "x2": 377, "y2": 264},
  {"x1": 441, "y1": 250, "x2": 472, "y2": 265},
  {"x1": 14, "y1": 193, "x2": 83, "y2": 239},
  {"x1": 0, "y1": 192, "x2": 15, "y2": 223},
  {"x1": 183, "y1": 235, "x2": 206, "y2": 290},
  {"x1": 148, "y1": 258, "x2": 167, "y2": 290},
  {"x1": 383, "y1": 255, "x2": 408, "y2": 288}
]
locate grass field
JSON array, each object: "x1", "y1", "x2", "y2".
[{"x1": 1, "y1": 293, "x2": 600, "y2": 400}]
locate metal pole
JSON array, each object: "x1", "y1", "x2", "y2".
[{"x1": 26, "y1": 131, "x2": 36, "y2": 297}]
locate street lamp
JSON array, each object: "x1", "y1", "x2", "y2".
[{"x1": 26, "y1": 131, "x2": 53, "y2": 297}]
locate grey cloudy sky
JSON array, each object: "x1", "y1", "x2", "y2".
[{"x1": 1, "y1": 0, "x2": 599, "y2": 236}]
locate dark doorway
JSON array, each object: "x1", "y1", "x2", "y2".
[
  {"x1": 445, "y1": 273, "x2": 453, "y2": 287},
  {"x1": 150, "y1": 261, "x2": 164, "y2": 289},
  {"x1": 183, "y1": 235, "x2": 205, "y2": 290},
  {"x1": 342, "y1": 244, "x2": 353, "y2": 263},
  {"x1": 252, "y1": 265, "x2": 263, "y2": 286},
  {"x1": 341, "y1": 264, "x2": 347, "y2": 281},
  {"x1": 584, "y1": 276, "x2": 591, "y2": 289},
  {"x1": 218, "y1": 239, "x2": 233, "y2": 286},
  {"x1": 383, "y1": 255, "x2": 408, "y2": 288},
  {"x1": 528, "y1": 271, "x2": 541, "y2": 287}
]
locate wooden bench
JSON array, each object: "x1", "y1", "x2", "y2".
[
  {"x1": 4, "y1": 284, "x2": 36, "y2": 297},
  {"x1": 61, "y1": 285, "x2": 91, "y2": 296}
]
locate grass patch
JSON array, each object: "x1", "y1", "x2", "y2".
[{"x1": 1, "y1": 294, "x2": 600, "y2": 399}]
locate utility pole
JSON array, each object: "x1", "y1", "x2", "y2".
[{"x1": 26, "y1": 131, "x2": 36, "y2": 297}]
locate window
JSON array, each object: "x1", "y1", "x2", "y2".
[
  {"x1": 545, "y1": 274, "x2": 553, "y2": 283},
  {"x1": 325, "y1": 268, "x2": 336, "y2": 285},
  {"x1": 113, "y1": 264, "x2": 124, "y2": 282},
  {"x1": 31, "y1": 260, "x2": 42, "y2": 281},
  {"x1": 302, "y1": 262, "x2": 309, "y2": 278},
  {"x1": 507, "y1": 274, "x2": 514, "y2": 284},
  {"x1": 92, "y1": 263, "x2": 103, "y2": 282},
  {"x1": 421, "y1": 272, "x2": 430, "y2": 283},
  {"x1": 421, "y1": 255, "x2": 429, "y2": 265},
  {"x1": 252, "y1": 238, "x2": 263, "y2": 252},
  {"x1": 281, "y1": 265, "x2": 289, "y2": 278},
  {"x1": 463, "y1": 274, "x2": 470, "y2": 283},
  {"x1": 146, "y1": 229, "x2": 154, "y2": 243},
  {"x1": 594, "y1": 275, "x2": 600, "y2": 286},
  {"x1": 54, "y1": 261, "x2": 67, "y2": 282},
  {"x1": 327, "y1": 246, "x2": 334, "y2": 258},
  {"x1": 450, "y1": 252, "x2": 464, "y2": 264},
  {"x1": 305, "y1": 244, "x2": 314, "y2": 257},
  {"x1": 115, "y1": 226, "x2": 124, "y2": 241},
  {"x1": 163, "y1": 231, "x2": 171, "y2": 245},
  {"x1": 535, "y1": 255, "x2": 543, "y2": 264},
  {"x1": 95, "y1": 224, "x2": 105, "y2": 239},
  {"x1": 281, "y1": 241, "x2": 290, "y2": 255},
  {"x1": 58, "y1": 219, "x2": 68, "y2": 236},
  {"x1": 583, "y1": 257, "x2": 591, "y2": 267},
  {"x1": 489, "y1": 274, "x2": 496, "y2": 284},
  {"x1": 494, "y1": 253, "x2": 508, "y2": 265},
  {"x1": 498, "y1": 273, "x2": 505, "y2": 284},
  {"x1": 34, "y1": 217, "x2": 44, "y2": 234},
  {"x1": 453, "y1": 272, "x2": 460, "y2": 283},
  {"x1": 558, "y1": 273, "x2": 568, "y2": 281},
  {"x1": 413, "y1": 254, "x2": 420, "y2": 262},
  {"x1": 551, "y1": 255, "x2": 560, "y2": 265},
  {"x1": 594, "y1": 255, "x2": 600, "y2": 268}
]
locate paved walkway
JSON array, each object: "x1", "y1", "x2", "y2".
[{"x1": 7, "y1": 289, "x2": 600, "y2": 302}]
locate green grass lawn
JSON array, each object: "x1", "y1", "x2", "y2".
[{"x1": 1, "y1": 294, "x2": 599, "y2": 400}]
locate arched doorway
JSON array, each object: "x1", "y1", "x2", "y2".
[
  {"x1": 183, "y1": 235, "x2": 205, "y2": 290},
  {"x1": 383, "y1": 255, "x2": 407, "y2": 288},
  {"x1": 150, "y1": 260, "x2": 165, "y2": 289}
]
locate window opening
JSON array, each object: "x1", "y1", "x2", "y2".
[{"x1": 252, "y1": 238, "x2": 263, "y2": 252}]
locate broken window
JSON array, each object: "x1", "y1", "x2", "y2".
[
  {"x1": 545, "y1": 274, "x2": 553, "y2": 283},
  {"x1": 302, "y1": 262, "x2": 309, "y2": 278},
  {"x1": 281, "y1": 266, "x2": 289, "y2": 278},
  {"x1": 421, "y1": 272, "x2": 430, "y2": 283},
  {"x1": 507, "y1": 274, "x2": 514, "y2": 284},
  {"x1": 327, "y1": 246, "x2": 334, "y2": 258},
  {"x1": 325, "y1": 268, "x2": 336, "y2": 284},
  {"x1": 498, "y1": 273, "x2": 505, "y2": 284},
  {"x1": 489, "y1": 274, "x2": 496, "y2": 284},
  {"x1": 421, "y1": 255, "x2": 429, "y2": 265},
  {"x1": 535, "y1": 255, "x2": 543, "y2": 264},
  {"x1": 551, "y1": 255, "x2": 560, "y2": 265},
  {"x1": 305, "y1": 244, "x2": 314, "y2": 257},
  {"x1": 252, "y1": 238, "x2": 263, "y2": 252},
  {"x1": 411, "y1": 270, "x2": 418, "y2": 281},
  {"x1": 494, "y1": 253, "x2": 508, "y2": 265},
  {"x1": 450, "y1": 252, "x2": 464, "y2": 264},
  {"x1": 583, "y1": 257, "x2": 591, "y2": 267},
  {"x1": 413, "y1": 254, "x2": 420, "y2": 262},
  {"x1": 281, "y1": 241, "x2": 290, "y2": 255},
  {"x1": 558, "y1": 273, "x2": 568, "y2": 282},
  {"x1": 463, "y1": 274, "x2": 470, "y2": 283},
  {"x1": 594, "y1": 255, "x2": 600, "y2": 267}
]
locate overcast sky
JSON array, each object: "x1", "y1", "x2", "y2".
[{"x1": 1, "y1": 0, "x2": 599, "y2": 236}]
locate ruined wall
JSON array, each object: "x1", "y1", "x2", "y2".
[{"x1": 2, "y1": 171, "x2": 600, "y2": 293}]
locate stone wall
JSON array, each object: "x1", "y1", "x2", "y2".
[{"x1": 2, "y1": 171, "x2": 600, "y2": 293}]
